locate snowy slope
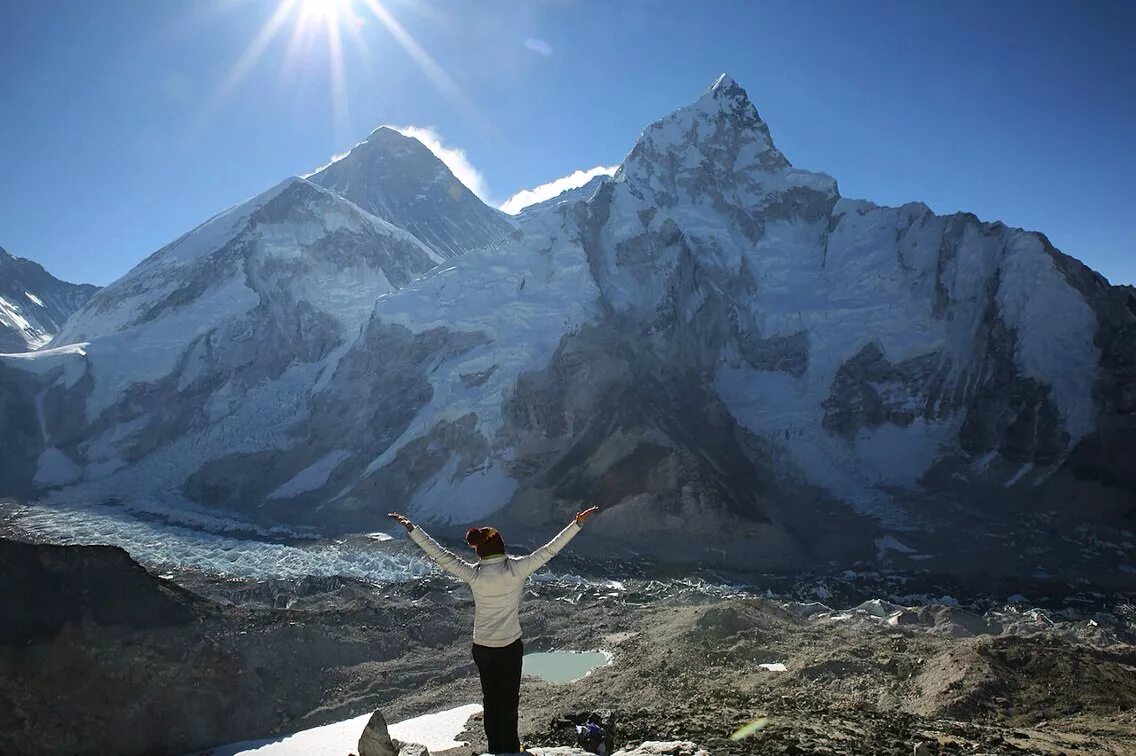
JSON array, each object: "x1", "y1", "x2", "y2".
[
  {"x1": 309, "y1": 126, "x2": 514, "y2": 259},
  {"x1": 0, "y1": 75, "x2": 1131, "y2": 570},
  {"x1": 202, "y1": 704, "x2": 483, "y2": 756},
  {"x1": 0, "y1": 246, "x2": 98, "y2": 352},
  {"x1": 51, "y1": 177, "x2": 443, "y2": 418}
]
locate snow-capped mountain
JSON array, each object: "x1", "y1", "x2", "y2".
[
  {"x1": 1, "y1": 75, "x2": 1132, "y2": 574},
  {"x1": 308, "y1": 126, "x2": 514, "y2": 259},
  {"x1": 0, "y1": 246, "x2": 98, "y2": 352}
]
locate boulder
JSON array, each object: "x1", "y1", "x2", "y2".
[{"x1": 359, "y1": 710, "x2": 398, "y2": 756}]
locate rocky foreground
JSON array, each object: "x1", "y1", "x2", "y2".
[{"x1": 2, "y1": 538, "x2": 1135, "y2": 755}]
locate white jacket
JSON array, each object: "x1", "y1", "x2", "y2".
[{"x1": 408, "y1": 521, "x2": 582, "y2": 647}]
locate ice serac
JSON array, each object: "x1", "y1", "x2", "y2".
[
  {"x1": 0, "y1": 246, "x2": 98, "y2": 352},
  {"x1": 0, "y1": 74, "x2": 1133, "y2": 576},
  {"x1": 309, "y1": 126, "x2": 514, "y2": 259}
]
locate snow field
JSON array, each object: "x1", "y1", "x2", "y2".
[{"x1": 198, "y1": 703, "x2": 483, "y2": 755}]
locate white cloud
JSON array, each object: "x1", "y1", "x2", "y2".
[
  {"x1": 525, "y1": 38, "x2": 553, "y2": 56},
  {"x1": 303, "y1": 150, "x2": 351, "y2": 178},
  {"x1": 392, "y1": 125, "x2": 492, "y2": 202},
  {"x1": 499, "y1": 165, "x2": 618, "y2": 215}
]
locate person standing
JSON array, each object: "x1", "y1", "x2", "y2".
[{"x1": 388, "y1": 507, "x2": 600, "y2": 755}]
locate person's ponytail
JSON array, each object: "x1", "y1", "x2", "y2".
[{"x1": 465, "y1": 526, "x2": 505, "y2": 557}]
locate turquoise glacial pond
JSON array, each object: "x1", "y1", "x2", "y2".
[{"x1": 522, "y1": 651, "x2": 611, "y2": 683}]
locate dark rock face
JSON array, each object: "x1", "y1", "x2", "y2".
[
  {"x1": 945, "y1": 264, "x2": 1070, "y2": 467},
  {"x1": 0, "y1": 363, "x2": 41, "y2": 495},
  {"x1": 738, "y1": 330, "x2": 809, "y2": 377},
  {"x1": 0, "y1": 540, "x2": 200, "y2": 645},
  {"x1": 327, "y1": 411, "x2": 490, "y2": 531},
  {"x1": 500, "y1": 324, "x2": 776, "y2": 524},
  {"x1": 822, "y1": 343, "x2": 943, "y2": 439},
  {"x1": 1064, "y1": 424, "x2": 1136, "y2": 492},
  {"x1": 494, "y1": 324, "x2": 877, "y2": 569},
  {"x1": 0, "y1": 245, "x2": 98, "y2": 352}
]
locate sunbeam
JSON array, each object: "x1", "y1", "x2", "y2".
[
  {"x1": 358, "y1": 0, "x2": 482, "y2": 123},
  {"x1": 202, "y1": 0, "x2": 354, "y2": 133},
  {"x1": 325, "y1": 9, "x2": 350, "y2": 144},
  {"x1": 198, "y1": 0, "x2": 484, "y2": 142},
  {"x1": 218, "y1": 0, "x2": 299, "y2": 104}
]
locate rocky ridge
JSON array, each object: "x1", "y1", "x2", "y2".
[{"x1": 0, "y1": 245, "x2": 98, "y2": 352}]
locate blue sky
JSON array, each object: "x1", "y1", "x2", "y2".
[{"x1": 1, "y1": 0, "x2": 1133, "y2": 287}]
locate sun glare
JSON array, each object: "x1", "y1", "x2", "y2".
[
  {"x1": 205, "y1": 0, "x2": 478, "y2": 144},
  {"x1": 297, "y1": 0, "x2": 351, "y2": 26}
]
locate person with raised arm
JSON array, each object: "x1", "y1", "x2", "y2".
[{"x1": 388, "y1": 506, "x2": 600, "y2": 755}]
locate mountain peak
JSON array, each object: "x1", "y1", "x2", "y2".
[
  {"x1": 618, "y1": 74, "x2": 793, "y2": 193},
  {"x1": 368, "y1": 125, "x2": 401, "y2": 138},
  {"x1": 363, "y1": 125, "x2": 417, "y2": 146},
  {"x1": 694, "y1": 72, "x2": 764, "y2": 122},
  {"x1": 309, "y1": 126, "x2": 512, "y2": 259},
  {"x1": 709, "y1": 72, "x2": 741, "y2": 96}
]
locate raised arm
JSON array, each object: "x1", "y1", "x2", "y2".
[
  {"x1": 514, "y1": 506, "x2": 599, "y2": 578},
  {"x1": 389, "y1": 513, "x2": 478, "y2": 583}
]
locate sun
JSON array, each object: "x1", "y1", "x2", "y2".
[
  {"x1": 208, "y1": 0, "x2": 475, "y2": 145},
  {"x1": 296, "y1": 0, "x2": 352, "y2": 27}
]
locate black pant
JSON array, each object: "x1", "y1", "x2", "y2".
[{"x1": 472, "y1": 638, "x2": 524, "y2": 754}]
